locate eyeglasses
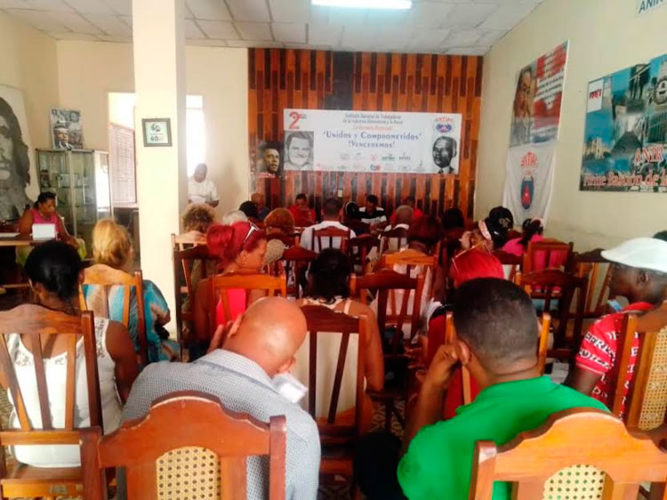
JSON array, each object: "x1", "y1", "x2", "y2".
[{"x1": 244, "y1": 224, "x2": 260, "y2": 243}]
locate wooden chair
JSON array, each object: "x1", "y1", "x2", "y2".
[
  {"x1": 523, "y1": 239, "x2": 573, "y2": 273},
  {"x1": 0, "y1": 305, "x2": 102, "y2": 499},
  {"x1": 208, "y1": 273, "x2": 286, "y2": 336},
  {"x1": 493, "y1": 250, "x2": 523, "y2": 284},
  {"x1": 443, "y1": 312, "x2": 551, "y2": 406},
  {"x1": 348, "y1": 234, "x2": 380, "y2": 274},
  {"x1": 573, "y1": 249, "x2": 612, "y2": 318},
  {"x1": 299, "y1": 305, "x2": 368, "y2": 477},
  {"x1": 380, "y1": 248, "x2": 438, "y2": 300},
  {"x1": 79, "y1": 265, "x2": 148, "y2": 366},
  {"x1": 266, "y1": 232, "x2": 298, "y2": 247},
  {"x1": 470, "y1": 408, "x2": 667, "y2": 500},
  {"x1": 609, "y1": 314, "x2": 667, "y2": 431},
  {"x1": 173, "y1": 244, "x2": 219, "y2": 358},
  {"x1": 379, "y1": 227, "x2": 408, "y2": 256},
  {"x1": 171, "y1": 232, "x2": 205, "y2": 251},
  {"x1": 87, "y1": 391, "x2": 287, "y2": 500},
  {"x1": 272, "y1": 246, "x2": 317, "y2": 298},
  {"x1": 311, "y1": 226, "x2": 351, "y2": 253},
  {"x1": 521, "y1": 270, "x2": 587, "y2": 362},
  {"x1": 350, "y1": 270, "x2": 425, "y2": 431}
]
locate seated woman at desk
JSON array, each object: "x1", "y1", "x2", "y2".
[{"x1": 18, "y1": 192, "x2": 78, "y2": 248}]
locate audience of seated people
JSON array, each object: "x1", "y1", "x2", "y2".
[
  {"x1": 299, "y1": 198, "x2": 356, "y2": 252},
  {"x1": 3, "y1": 193, "x2": 667, "y2": 499},
  {"x1": 192, "y1": 221, "x2": 268, "y2": 359},
  {"x1": 566, "y1": 237, "x2": 667, "y2": 416},
  {"x1": 4, "y1": 241, "x2": 138, "y2": 466},
  {"x1": 289, "y1": 193, "x2": 317, "y2": 226},
  {"x1": 294, "y1": 249, "x2": 384, "y2": 430},
  {"x1": 123, "y1": 297, "x2": 321, "y2": 498},
  {"x1": 83, "y1": 219, "x2": 179, "y2": 362},
  {"x1": 356, "y1": 278, "x2": 608, "y2": 499}
]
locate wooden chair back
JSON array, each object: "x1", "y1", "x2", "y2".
[
  {"x1": 523, "y1": 239, "x2": 573, "y2": 273},
  {"x1": 610, "y1": 314, "x2": 667, "y2": 431},
  {"x1": 380, "y1": 248, "x2": 437, "y2": 299},
  {"x1": 272, "y1": 246, "x2": 317, "y2": 298},
  {"x1": 348, "y1": 234, "x2": 379, "y2": 273},
  {"x1": 266, "y1": 232, "x2": 297, "y2": 247},
  {"x1": 311, "y1": 226, "x2": 351, "y2": 253},
  {"x1": 173, "y1": 244, "x2": 219, "y2": 354},
  {"x1": 379, "y1": 227, "x2": 408, "y2": 256},
  {"x1": 350, "y1": 270, "x2": 425, "y2": 352},
  {"x1": 444, "y1": 312, "x2": 550, "y2": 405},
  {"x1": 299, "y1": 305, "x2": 368, "y2": 445},
  {"x1": 573, "y1": 250, "x2": 612, "y2": 318},
  {"x1": 208, "y1": 273, "x2": 286, "y2": 331},
  {"x1": 79, "y1": 265, "x2": 148, "y2": 366},
  {"x1": 521, "y1": 270, "x2": 587, "y2": 361},
  {"x1": 0, "y1": 305, "x2": 103, "y2": 499},
  {"x1": 171, "y1": 232, "x2": 205, "y2": 251},
  {"x1": 470, "y1": 409, "x2": 667, "y2": 500},
  {"x1": 90, "y1": 391, "x2": 287, "y2": 500},
  {"x1": 493, "y1": 250, "x2": 523, "y2": 284}
]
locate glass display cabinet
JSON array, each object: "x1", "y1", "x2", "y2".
[{"x1": 36, "y1": 149, "x2": 111, "y2": 250}]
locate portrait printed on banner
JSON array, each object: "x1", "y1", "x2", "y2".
[
  {"x1": 510, "y1": 65, "x2": 536, "y2": 147},
  {"x1": 256, "y1": 140, "x2": 283, "y2": 178},
  {"x1": 0, "y1": 86, "x2": 35, "y2": 221},
  {"x1": 283, "y1": 130, "x2": 314, "y2": 171},
  {"x1": 50, "y1": 108, "x2": 84, "y2": 150},
  {"x1": 431, "y1": 136, "x2": 459, "y2": 174}
]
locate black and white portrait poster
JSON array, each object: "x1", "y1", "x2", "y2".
[
  {"x1": 0, "y1": 85, "x2": 36, "y2": 220},
  {"x1": 50, "y1": 108, "x2": 84, "y2": 150}
]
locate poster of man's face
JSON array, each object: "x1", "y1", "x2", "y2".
[
  {"x1": 256, "y1": 140, "x2": 282, "y2": 178},
  {"x1": 0, "y1": 89, "x2": 33, "y2": 221},
  {"x1": 50, "y1": 108, "x2": 84, "y2": 150},
  {"x1": 284, "y1": 131, "x2": 313, "y2": 171},
  {"x1": 432, "y1": 136, "x2": 458, "y2": 174}
]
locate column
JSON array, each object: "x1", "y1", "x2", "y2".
[{"x1": 132, "y1": 0, "x2": 186, "y2": 329}]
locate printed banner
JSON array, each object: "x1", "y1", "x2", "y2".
[
  {"x1": 637, "y1": 0, "x2": 667, "y2": 16},
  {"x1": 580, "y1": 53, "x2": 667, "y2": 193},
  {"x1": 283, "y1": 109, "x2": 462, "y2": 174},
  {"x1": 509, "y1": 42, "x2": 568, "y2": 147},
  {"x1": 503, "y1": 142, "x2": 557, "y2": 222}
]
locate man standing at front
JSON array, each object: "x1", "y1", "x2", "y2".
[{"x1": 188, "y1": 163, "x2": 219, "y2": 208}]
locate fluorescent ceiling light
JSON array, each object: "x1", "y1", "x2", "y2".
[{"x1": 312, "y1": 0, "x2": 412, "y2": 9}]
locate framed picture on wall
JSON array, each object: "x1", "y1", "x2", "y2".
[{"x1": 141, "y1": 118, "x2": 172, "y2": 147}]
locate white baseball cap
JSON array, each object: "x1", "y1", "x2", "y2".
[{"x1": 601, "y1": 237, "x2": 667, "y2": 274}]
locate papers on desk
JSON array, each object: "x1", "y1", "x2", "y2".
[{"x1": 32, "y1": 223, "x2": 57, "y2": 240}]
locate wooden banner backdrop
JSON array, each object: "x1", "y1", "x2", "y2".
[{"x1": 248, "y1": 48, "x2": 483, "y2": 220}]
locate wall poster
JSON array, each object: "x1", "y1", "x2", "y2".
[
  {"x1": 283, "y1": 109, "x2": 462, "y2": 175},
  {"x1": 580, "y1": 53, "x2": 667, "y2": 193},
  {"x1": 50, "y1": 108, "x2": 84, "y2": 150},
  {"x1": 503, "y1": 42, "x2": 569, "y2": 223}
]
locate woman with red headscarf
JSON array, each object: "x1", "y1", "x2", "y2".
[
  {"x1": 426, "y1": 249, "x2": 505, "y2": 418},
  {"x1": 191, "y1": 221, "x2": 268, "y2": 360}
]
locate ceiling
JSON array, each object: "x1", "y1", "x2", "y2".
[{"x1": 0, "y1": 0, "x2": 546, "y2": 55}]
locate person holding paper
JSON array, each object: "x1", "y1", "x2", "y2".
[{"x1": 18, "y1": 192, "x2": 78, "y2": 248}]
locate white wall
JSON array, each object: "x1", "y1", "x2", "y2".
[
  {"x1": 477, "y1": 0, "x2": 667, "y2": 250},
  {"x1": 56, "y1": 41, "x2": 249, "y2": 219}
]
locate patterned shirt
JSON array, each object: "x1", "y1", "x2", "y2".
[
  {"x1": 123, "y1": 349, "x2": 321, "y2": 499},
  {"x1": 575, "y1": 302, "x2": 653, "y2": 415}
]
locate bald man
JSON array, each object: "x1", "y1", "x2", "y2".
[{"x1": 122, "y1": 298, "x2": 320, "y2": 499}]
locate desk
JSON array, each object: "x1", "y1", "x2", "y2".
[{"x1": 0, "y1": 234, "x2": 37, "y2": 248}]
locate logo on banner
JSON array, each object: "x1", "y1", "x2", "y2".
[
  {"x1": 434, "y1": 116, "x2": 456, "y2": 134},
  {"x1": 520, "y1": 151, "x2": 539, "y2": 209},
  {"x1": 287, "y1": 111, "x2": 306, "y2": 130}
]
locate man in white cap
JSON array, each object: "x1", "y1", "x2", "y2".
[{"x1": 566, "y1": 237, "x2": 667, "y2": 416}]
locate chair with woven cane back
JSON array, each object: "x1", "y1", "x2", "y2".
[
  {"x1": 298, "y1": 305, "x2": 369, "y2": 480},
  {"x1": 79, "y1": 264, "x2": 149, "y2": 366},
  {"x1": 469, "y1": 408, "x2": 667, "y2": 500},
  {"x1": 173, "y1": 244, "x2": 218, "y2": 359},
  {"x1": 0, "y1": 305, "x2": 103, "y2": 499},
  {"x1": 86, "y1": 391, "x2": 287, "y2": 500},
  {"x1": 350, "y1": 270, "x2": 425, "y2": 431}
]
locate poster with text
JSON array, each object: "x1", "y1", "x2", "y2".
[
  {"x1": 510, "y1": 42, "x2": 568, "y2": 147},
  {"x1": 580, "y1": 53, "x2": 667, "y2": 193},
  {"x1": 503, "y1": 142, "x2": 557, "y2": 223},
  {"x1": 283, "y1": 109, "x2": 462, "y2": 174}
]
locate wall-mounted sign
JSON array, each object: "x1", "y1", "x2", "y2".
[
  {"x1": 637, "y1": 0, "x2": 666, "y2": 16},
  {"x1": 579, "y1": 53, "x2": 667, "y2": 193},
  {"x1": 141, "y1": 118, "x2": 172, "y2": 147},
  {"x1": 283, "y1": 109, "x2": 462, "y2": 174}
]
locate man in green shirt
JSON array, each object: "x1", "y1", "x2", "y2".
[{"x1": 397, "y1": 278, "x2": 608, "y2": 500}]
